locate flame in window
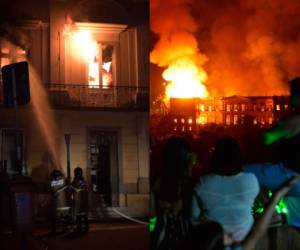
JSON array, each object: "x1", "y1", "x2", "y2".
[
  {"x1": 102, "y1": 61, "x2": 112, "y2": 88},
  {"x1": 73, "y1": 31, "x2": 100, "y2": 88}
]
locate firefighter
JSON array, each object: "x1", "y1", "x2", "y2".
[
  {"x1": 71, "y1": 167, "x2": 89, "y2": 232},
  {"x1": 50, "y1": 169, "x2": 71, "y2": 234}
]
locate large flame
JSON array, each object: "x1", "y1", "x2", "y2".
[
  {"x1": 151, "y1": 0, "x2": 209, "y2": 102},
  {"x1": 64, "y1": 20, "x2": 113, "y2": 88},
  {"x1": 73, "y1": 31, "x2": 100, "y2": 87},
  {"x1": 163, "y1": 57, "x2": 208, "y2": 99}
]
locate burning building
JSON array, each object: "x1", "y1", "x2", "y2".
[
  {"x1": 0, "y1": 0, "x2": 149, "y2": 220},
  {"x1": 157, "y1": 95, "x2": 290, "y2": 135},
  {"x1": 150, "y1": 0, "x2": 295, "y2": 138}
]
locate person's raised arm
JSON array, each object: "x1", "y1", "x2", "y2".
[
  {"x1": 241, "y1": 175, "x2": 300, "y2": 250},
  {"x1": 264, "y1": 115, "x2": 300, "y2": 145}
]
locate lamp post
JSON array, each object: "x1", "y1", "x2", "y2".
[{"x1": 64, "y1": 134, "x2": 71, "y2": 184}]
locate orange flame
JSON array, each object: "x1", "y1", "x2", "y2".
[
  {"x1": 150, "y1": 0, "x2": 209, "y2": 102},
  {"x1": 163, "y1": 57, "x2": 208, "y2": 99},
  {"x1": 102, "y1": 61, "x2": 113, "y2": 88},
  {"x1": 64, "y1": 25, "x2": 113, "y2": 89},
  {"x1": 73, "y1": 31, "x2": 100, "y2": 87}
]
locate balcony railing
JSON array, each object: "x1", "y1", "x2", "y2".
[{"x1": 0, "y1": 83, "x2": 149, "y2": 111}]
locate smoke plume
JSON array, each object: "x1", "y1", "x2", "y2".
[
  {"x1": 150, "y1": 0, "x2": 208, "y2": 99},
  {"x1": 151, "y1": 0, "x2": 300, "y2": 97}
]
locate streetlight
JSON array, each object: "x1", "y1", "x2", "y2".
[{"x1": 64, "y1": 133, "x2": 71, "y2": 183}]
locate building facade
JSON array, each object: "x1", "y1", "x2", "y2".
[
  {"x1": 0, "y1": 0, "x2": 149, "y2": 219},
  {"x1": 151, "y1": 96, "x2": 290, "y2": 137}
]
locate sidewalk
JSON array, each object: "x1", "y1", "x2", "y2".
[{"x1": 1, "y1": 222, "x2": 149, "y2": 250}]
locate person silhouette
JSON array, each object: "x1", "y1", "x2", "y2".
[{"x1": 71, "y1": 167, "x2": 89, "y2": 232}]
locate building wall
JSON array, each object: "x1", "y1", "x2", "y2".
[
  {"x1": 0, "y1": 108, "x2": 149, "y2": 217},
  {"x1": 0, "y1": 2, "x2": 149, "y2": 218}
]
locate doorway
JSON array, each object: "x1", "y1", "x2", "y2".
[{"x1": 88, "y1": 129, "x2": 119, "y2": 208}]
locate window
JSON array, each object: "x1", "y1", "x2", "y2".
[
  {"x1": 200, "y1": 104, "x2": 205, "y2": 112},
  {"x1": 267, "y1": 105, "x2": 272, "y2": 111},
  {"x1": 226, "y1": 104, "x2": 230, "y2": 112},
  {"x1": 100, "y1": 44, "x2": 114, "y2": 88},
  {"x1": 241, "y1": 115, "x2": 245, "y2": 124},
  {"x1": 226, "y1": 115, "x2": 231, "y2": 125},
  {"x1": 0, "y1": 129, "x2": 25, "y2": 175},
  {"x1": 268, "y1": 117, "x2": 273, "y2": 124},
  {"x1": 241, "y1": 104, "x2": 246, "y2": 111},
  {"x1": 0, "y1": 39, "x2": 27, "y2": 105},
  {"x1": 63, "y1": 23, "x2": 126, "y2": 88},
  {"x1": 0, "y1": 40, "x2": 26, "y2": 64},
  {"x1": 196, "y1": 115, "x2": 207, "y2": 125},
  {"x1": 234, "y1": 104, "x2": 238, "y2": 112},
  {"x1": 0, "y1": 39, "x2": 27, "y2": 81},
  {"x1": 85, "y1": 42, "x2": 115, "y2": 88},
  {"x1": 276, "y1": 105, "x2": 280, "y2": 111},
  {"x1": 233, "y1": 115, "x2": 238, "y2": 125}
]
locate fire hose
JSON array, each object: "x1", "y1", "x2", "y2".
[{"x1": 111, "y1": 208, "x2": 149, "y2": 225}]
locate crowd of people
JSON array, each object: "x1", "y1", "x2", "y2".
[{"x1": 150, "y1": 77, "x2": 300, "y2": 250}]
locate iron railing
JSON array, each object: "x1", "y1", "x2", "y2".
[{"x1": 0, "y1": 83, "x2": 149, "y2": 110}]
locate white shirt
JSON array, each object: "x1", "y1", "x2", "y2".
[{"x1": 190, "y1": 172, "x2": 259, "y2": 242}]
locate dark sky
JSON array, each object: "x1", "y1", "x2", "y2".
[{"x1": 0, "y1": 0, "x2": 149, "y2": 25}]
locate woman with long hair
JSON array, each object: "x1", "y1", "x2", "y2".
[
  {"x1": 151, "y1": 137, "x2": 196, "y2": 250},
  {"x1": 190, "y1": 136, "x2": 259, "y2": 243}
]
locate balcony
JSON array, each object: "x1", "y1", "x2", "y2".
[{"x1": 0, "y1": 83, "x2": 149, "y2": 111}]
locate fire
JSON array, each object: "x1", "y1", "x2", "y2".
[
  {"x1": 64, "y1": 22, "x2": 113, "y2": 89},
  {"x1": 102, "y1": 61, "x2": 113, "y2": 88},
  {"x1": 73, "y1": 31, "x2": 100, "y2": 87},
  {"x1": 150, "y1": 0, "x2": 209, "y2": 102},
  {"x1": 163, "y1": 57, "x2": 208, "y2": 100}
]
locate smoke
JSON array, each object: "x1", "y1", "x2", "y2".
[
  {"x1": 0, "y1": 23, "x2": 30, "y2": 50},
  {"x1": 150, "y1": 0, "x2": 208, "y2": 99},
  {"x1": 152, "y1": 0, "x2": 300, "y2": 97},
  {"x1": 63, "y1": 0, "x2": 132, "y2": 24},
  {"x1": 151, "y1": 0, "x2": 199, "y2": 67}
]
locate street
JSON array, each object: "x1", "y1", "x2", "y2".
[{"x1": 1, "y1": 222, "x2": 149, "y2": 250}]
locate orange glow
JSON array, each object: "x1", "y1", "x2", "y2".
[
  {"x1": 196, "y1": 115, "x2": 207, "y2": 124},
  {"x1": 1, "y1": 47, "x2": 9, "y2": 54},
  {"x1": 102, "y1": 61, "x2": 112, "y2": 88},
  {"x1": 73, "y1": 31, "x2": 100, "y2": 88},
  {"x1": 102, "y1": 61, "x2": 112, "y2": 72},
  {"x1": 163, "y1": 58, "x2": 208, "y2": 100}
]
